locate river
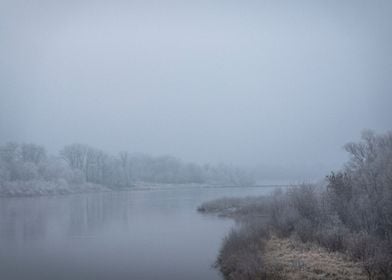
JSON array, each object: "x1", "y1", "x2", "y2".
[{"x1": 0, "y1": 186, "x2": 276, "y2": 280}]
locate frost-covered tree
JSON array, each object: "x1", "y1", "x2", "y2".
[{"x1": 21, "y1": 143, "x2": 46, "y2": 164}]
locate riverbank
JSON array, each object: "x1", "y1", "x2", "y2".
[
  {"x1": 198, "y1": 132, "x2": 392, "y2": 280},
  {"x1": 0, "y1": 181, "x2": 273, "y2": 198},
  {"x1": 198, "y1": 193, "x2": 369, "y2": 280},
  {"x1": 0, "y1": 180, "x2": 110, "y2": 197}
]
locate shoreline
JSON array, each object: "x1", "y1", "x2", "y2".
[
  {"x1": 0, "y1": 182, "x2": 286, "y2": 198},
  {"x1": 198, "y1": 195, "x2": 369, "y2": 280}
]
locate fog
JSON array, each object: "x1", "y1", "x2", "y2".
[{"x1": 1, "y1": 0, "x2": 391, "y2": 181}]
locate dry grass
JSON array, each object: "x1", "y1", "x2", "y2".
[{"x1": 263, "y1": 236, "x2": 367, "y2": 280}]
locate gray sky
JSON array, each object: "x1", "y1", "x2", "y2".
[{"x1": 1, "y1": 0, "x2": 391, "y2": 180}]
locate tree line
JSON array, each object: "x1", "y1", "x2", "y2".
[{"x1": 0, "y1": 143, "x2": 254, "y2": 195}]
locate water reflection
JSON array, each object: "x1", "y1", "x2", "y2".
[{"x1": 0, "y1": 186, "x2": 274, "y2": 280}]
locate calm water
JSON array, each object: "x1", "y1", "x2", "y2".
[{"x1": 0, "y1": 186, "x2": 275, "y2": 280}]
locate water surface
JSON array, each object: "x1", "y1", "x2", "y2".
[{"x1": 0, "y1": 186, "x2": 275, "y2": 280}]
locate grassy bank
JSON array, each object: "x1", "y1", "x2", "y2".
[
  {"x1": 198, "y1": 131, "x2": 392, "y2": 280},
  {"x1": 199, "y1": 192, "x2": 370, "y2": 280}
]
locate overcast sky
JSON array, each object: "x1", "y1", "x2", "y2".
[{"x1": 1, "y1": 0, "x2": 391, "y2": 180}]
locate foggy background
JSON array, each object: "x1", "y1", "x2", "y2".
[{"x1": 1, "y1": 0, "x2": 391, "y2": 182}]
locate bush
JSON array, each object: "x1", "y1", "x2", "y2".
[
  {"x1": 315, "y1": 222, "x2": 349, "y2": 252},
  {"x1": 294, "y1": 217, "x2": 314, "y2": 243},
  {"x1": 217, "y1": 225, "x2": 269, "y2": 280}
]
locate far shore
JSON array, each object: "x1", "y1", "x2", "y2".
[{"x1": 0, "y1": 182, "x2": 289, "y2": 198}]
